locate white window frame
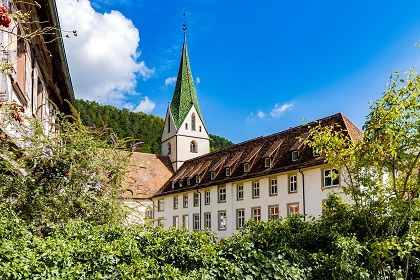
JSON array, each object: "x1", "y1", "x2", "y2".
[
  {"x1": 173, "y1": 196, "x2": 178, "y2": 209},
  {"x1": 218, "y1": 211, "x2": 227, "y2": 231},
  {"x1": 323, "y1": 169, "x2": 340, "y2": 187},
  {"x1": 252, "y1": 207, "x2": 261, "y2": 222},
  {"x1": 269, "y1": 178, "x2": 278, "y2": 196},
  {"x1": 196, "y1": 175, "x2": 200, "y2": 183},
  {"x1": 158, "y1": 199, "x2": 164, "y2": 212},
  {"x1": 252, "y1": 181, "x2": 260, "y2": 198},
  {"x1": 173, "y1": 216, "x2": 179, "y2": 228},
  {"x1": 268, "y1": 205, "x2": 279, "y2": 220},
  {"x1": 218, "y1": 185, "x2": 226, "y2": 203},
  {"x1": 210, "y1": 171, "x2": 215, "y2": 180},
  {"x1": 193, "y1": 192, "x2": 200, "y2": 207},
  {"x1": 193, "y1": 213, "x2": 200, "y2": 231},
  {"x1": 237, "y1": 184, "x2": 244, "y2": 200},
  {"x1": 236, "y1": 209, "x2": 245, "y2": 229},
  {"x1": 244, "y1": 162, "x2": 250, "y2": 173},
  {"x1": 204, "y1": 190, "x2": 210, "y2": 205},
  {"x1": 292, "y1": 150, "x2": 299, "y2": 161},
  {"x1": 225, "y1": 167, "x2": 231, "y2": 177},
  {"x1": 289, "y1": 175, "x2": 297, "y2": 193},
  {"x1": 183, "y1": 194, "x2": 188, "y2": 208},
  {"x1": 187, "y1": 177, "x2": 191, "y2": 186},
  {"x1": 287, "y1": 203, "x2": 299, "y2": 216},
  {"x1": 182, "y1": 214, "x2": 189, "y2": 229},
  {"x1": 264, "y1": 157, "x2": 271, "y2": 168},
  {"x1": 204, "y1": 212, "x2": 211, "y2": 229}
]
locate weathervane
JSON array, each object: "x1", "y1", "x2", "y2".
[{"x1": 182, "y1": 13, "x2": 187, "y2": 42}]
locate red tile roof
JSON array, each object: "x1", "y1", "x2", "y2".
[
  {"x1": 154, "y1": 113, "x2": 362, "y2": 197},
  {"x1": 122, "y1": 152, "x2": 174, "y2": 199}
]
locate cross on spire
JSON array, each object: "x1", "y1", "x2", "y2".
[{"x1": 182, "y1": 13, "x2": 187, "y2": 42}]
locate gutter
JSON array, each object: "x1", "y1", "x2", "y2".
[
  {"x1": 298, "y1": 168, "x2": 306, "y2": 220},
  {"x1": 46, "y1": 0, "x2": 75, "y2": 105}
]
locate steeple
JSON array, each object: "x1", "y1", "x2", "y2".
[
  {"x1": 161, "y1": 16, "x2": 210, "y2": 171},
  {"x1": 169, "y1": 20, "x2": 202, "y2": 129}
]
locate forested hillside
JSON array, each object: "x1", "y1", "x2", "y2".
[{"x1": 75, "y1": 99, "x2": 233, "y2": 154}]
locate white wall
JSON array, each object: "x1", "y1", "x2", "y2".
[{"x1": 153, "y1": 165, "x2": 351, "y2": 238}]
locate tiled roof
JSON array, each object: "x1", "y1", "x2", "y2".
[
  {"x1": 122, "y1": 152, "x2": 174, "y2": 199},
  {"x1": 170, "y1": 42, "x2": 202, "y2": 129},
  {"x1": 154, "y1": 113, "x2": 363, "y2": 197}
]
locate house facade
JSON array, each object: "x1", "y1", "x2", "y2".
[
  {"x1": 150, "y1": 30, "x2": 363, "y2": 237},
  {"x1": 0, "y1": 0, "x2": 74, "y2": 131}
]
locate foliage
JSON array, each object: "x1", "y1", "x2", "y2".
[
  {"x1": 0, "y1": 101, "x2": 127, "y2": 235},
  {"x1": 75, "y1": 99, "x2": 234, "y2": 154}
]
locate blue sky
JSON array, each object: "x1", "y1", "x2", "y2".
[{"x1": 64, "y1": 0, "x2": 420, "y2": 143}]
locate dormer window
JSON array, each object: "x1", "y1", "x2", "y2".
[
  {"x1": 264, "y1": 157, "x2": 271, "y2": 168},
  {"x1": 187, "y1": 177, "x2": 191, "y2": 186},
  {"x1": 244, "y1": 162, "x2": 250, "y2": 173},
  {"x1": 210, "y1": 171, "x2": 216, "y2": 180},
  {"x1": 179, "y1": 179, "x2": 183, "y2": 187},
  {"x1": 195, "y1": 175, "x2": 200, "y2": 184},
  {"x1": 171, "y1": 181, "x2": 175, "y2": 189},
  {"x1": 225, "y1": 167, "x2": 231, "y2": 177},
  {"x1": 291, "y1": 150, "x2": 299, "y2": 161}
]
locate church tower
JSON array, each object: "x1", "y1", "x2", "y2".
[{"x1": 161, "y1": 21, "x2": 210, "y2": 171}]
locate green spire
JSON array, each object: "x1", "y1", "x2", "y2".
[{"x1": 170, "y1": 42, "x2": 202, "y2": 129}]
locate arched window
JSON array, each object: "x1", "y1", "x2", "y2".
[
  {"x1": 191, "y1": 113, "x2": 196, "y2": 131},
  {"x1": 167, "y1": 142, "x2": 171, "y2": 155},
  {"x1": 190, "y1": 141, "x2": 198, "y2": 153}
]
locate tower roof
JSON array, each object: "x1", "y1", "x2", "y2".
[{"x1": 170, "y1": 42, "x2": 202, "y2": 128}]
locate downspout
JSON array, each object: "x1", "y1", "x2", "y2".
[
  {"x1": 298, "y1": 168, "x2": 306, "y2": 220},
  {"x1": 196, "y1": 189, "x2": 202, "y2": 230}
]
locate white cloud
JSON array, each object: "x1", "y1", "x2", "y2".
[
  {"x1": 56, "y1": 0, "x2": 154, "y2": 105},
  {"x1": 165, "y1": 76, "x2": 177, "y2": 86},
  {"x1": 196, "y1": 77, "x2": 201, "y2": 84},
  {"x1": 270, "y1": 103, "x2": 293, "y2": 118},
  {"x1": 257, "y1": 111, "x2": 265, "y2": 119},
  {"x1": 134, "y1": 96, "x2": 155, "y2": 113}
]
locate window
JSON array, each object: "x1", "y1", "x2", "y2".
[
  {"x1": 157, "y1": 218, "x2": 164, "y2": 227},
  {"x1": 252, "y1": 207, "x2": 261, "y2": 221},
  {"x1": 237, "y1": 185, "x2": 244, "y2": 200},
  {"x1": 323, "y1": 169, "x2": 340, "y2": 187},
  {"x1": 199, "y1": 126, "x2": 202, "y2": 132},
  {"x1": 225, "y1": 167, "x2": 231, "y2": 177},
  {"x1": 292, "y1": 150, "x2": 299, "y2": 161},
  {"x1": 167, "y1": 142, "x2": 171, "y2": 155},
  {"x1": 185, "y1": 123, "x2": 188, "y2": 130},
  {"x1": 204, "y1": 190, "x2": 210, "y2": 205},
  {"x1": 191, "y1": 113, "x2": 196, "y2": 131},
  {"x1": 190, "y1": 141, "x2": 198, "y2": 153},
  {"x1": 173, "y1": 216, "x2": 179, "y2": 228},
  {"x1": 173, "y1": 196, "x2": 178, "y2": 209},
  {"x1": 179, "y1": 180, "x2": 183, "y2": 188},
  {"x1": 236, "y1": 209, "x2": 245, "y2": 229},
  {"x1": 244, "y1": 162, "x2": 250, "y2": 173},
  {"x1": 145, "y1": 207, "x2": 153, "y2": 219},
  {"x1": 193, "y1": 213, "x2": 200, "y2": 231},
  {"x1": 182, "y1": 215, "x2": 189, "y2": 229},
  {"x1": 196, "y1": 175, "x2": 201, "y2": 184},
  {"x1": 183, "y1": 194, "x2": 188, "y2": 208},
  {"x1": 264, "y1": 157, "x2": 271, "y2": 168},
  {"x1": 287, "y1": 203, "x2": 299, "y2": 216},
  {"x1": 218, "y1": 185, "x2": 226, "y2": 203},
  {"x1": 269, "y1": 178, "x2": 278, "y2": 196},
  {"x1": 268, "y1": 205, "x2": 279, "y2": 220},
  {"x1": 171, "y1": 181, "x2": 175, "y2": 189},
  {"x1": 289, "y1": 175, "x2": 297, "y2": 193},
  {"x1": 158, "y1": 199, "x2": 164, "y2": 212},
  {"x1": 252, "y1": 181, "x2": 260, "y2": 198},
  {"x1": 193, "y1": 193, "x2": 200, "y2": 207},
  {"x1": 210, "y1": 171, "x2": 215, "y2": 180},
  {"x1": 218, "y1": 211, "x2": 227, "y2": 231},
  {"x1": 187, "y1": 177, "x2": 191, "y2": 186},
  {"x1": 204, "y1": 212, "x2": 211, "y2": 229}
]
